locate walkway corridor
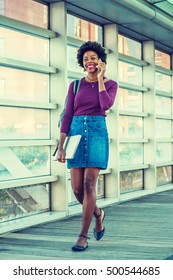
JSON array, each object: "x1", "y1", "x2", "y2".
[{"x1": 0, "y1": 189, "x2": 173, "y2": 260}]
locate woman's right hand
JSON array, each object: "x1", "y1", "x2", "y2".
[
  {"x1": 57, "y1": 148, "x2": 66, "y2": 163},
  {"x1": 57, "y1": 132, "x2": 67, "y2": 163}
]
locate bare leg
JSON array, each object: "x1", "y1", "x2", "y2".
[
  {"x1": 70, "y1": 168, "x2": 103, "y2": 234},
  {"x1": 70, "y1": 168, "x2": 84, "y2": 204},
  {"x1": 81, "y1": 167, "x2": 100, "y2": 236},
  {"x1": 70, "y1": 168, "x2": 102, "y2": 217},
  {"x1": 70, "y1": 168, "x2": 105, "y2": 247}
]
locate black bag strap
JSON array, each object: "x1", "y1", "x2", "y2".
[
  {"x1": 73, "y1": 79, "x2": 81, "y2": 95},
  {"x1": 58, "y1": 79, "x2": 81, "y2": 127}
]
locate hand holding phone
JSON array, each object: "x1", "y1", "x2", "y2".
[
  {"x1": 97, "y1": 59, "x2": 106, "y2": 78},
  {"x1": 97, "y1": 59, "x2": 102, "y2": 72}
]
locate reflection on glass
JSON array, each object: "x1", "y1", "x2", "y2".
[
  {"x1": 120, "y1": 144, "x2": 143, "y2": 165},
  {"x1": 0, "y1": 146, "x2": 50, "y2": 181},
  {"x1": 119, "y1": 61, "x2": 142, "y2": 85},
  {"x1": 156, "y1": 143, "x2": 171, "y2": 163},
  {"x1": 156, "y1": 96, "x2": 171, "y2": 115},
  {"x1": 157, "y1": 166, "x2": 172, "y2": 186},
  {"x1": 0, "y1": 79, "x2": 5, "y2": 97},
  {"x1": 119, "y1": 89, "x2": 143, "y2": 112},
  {"x1": 68, "y1": 179, "x2": 78, "y2": 206},
  {"x1": 67, "y1": 46, "x2": 83, "y2": 72},
  {"x1": 155, "y1": 50, "x2": 170, "y2": 69},
  {"x1": 119, "y1": 116, "x2": 143, "y2": 138},
  {"x1": 0, "y1": 0, "x2": 48, "y2": 29},
  {"x1": 155, "y1": 72, "x2": 171, "y2": 92},
  {"x1": 118, "y1": 35, "x2": 142, "y2": 59},
  {"x1": 120, "y1": 170, "x2": 143, "y2": 193},
  {"x1": 0, "y1": 184, "x2": 50, "y2": 222},
  {"x1": 0, "y1": 67, "x2": 49, "y2": 102},
  {"x1": 0, "y1": 107, "x2": 49, "y2": 139},
  {"x1": 96, "y1": 175, "x2": 104, "y2": 199},
  {"x1": 0, "y1": 38, "x2": 5, "y2": 56},
  {"x1": 67, "y1": 14, "x2": 102, "y2": 43},
  {"x1": 0, "y1": 27, "x2": 49, "y2": 65},
  {"x1": 156, "y1": 120, "x2": 171, "y2": 138}
]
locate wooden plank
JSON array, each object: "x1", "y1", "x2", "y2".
[{"x1": 0, "y1": 189, "x2": 173, "y2": 260}]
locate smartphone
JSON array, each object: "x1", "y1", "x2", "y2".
[{"x1": 97, "y1": 59, "x2": 102, "y2": 72}]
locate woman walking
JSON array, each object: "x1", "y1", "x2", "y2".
[{"x1": 58, "y1": 41, "x2": 118, "y2": 251}]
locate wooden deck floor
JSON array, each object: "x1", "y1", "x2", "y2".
[{"x1": 0, "y1": 189, "x2": 173, "y2": 260}]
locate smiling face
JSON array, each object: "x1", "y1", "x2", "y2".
[{"x1": 83, "y1": 51, "x2": 99, "y2": 73}]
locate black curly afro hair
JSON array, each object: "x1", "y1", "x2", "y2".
[{"x1": 77, "y1": 41, "x2": 107, "y2": 68}]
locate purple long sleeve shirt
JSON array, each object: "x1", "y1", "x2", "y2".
[{"x1": 60, "y1": 77, "x2": 118, "y2": 134}]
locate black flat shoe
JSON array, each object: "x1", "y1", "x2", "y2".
[
  {"x1": 93, "y1": 208, "x2": 105, "y2": 241},
  {"x1": 71, "y1": 234, "x2": 90, "y2": 252}
]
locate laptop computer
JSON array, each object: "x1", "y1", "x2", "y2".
[{"x1": 52, "y1": 135, "x2": 82, "y2": 160}]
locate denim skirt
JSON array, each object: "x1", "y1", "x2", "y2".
[{"x1": 67, "y1": 115, "x2": 109, "y2": 169}]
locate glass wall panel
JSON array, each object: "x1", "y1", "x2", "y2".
[
  {"x1": 0, "y1": 67, "x2": 49, "y2": 102},
  {"x1": 67, "y1": 46, "x2": 83, "y2": 73},
  {"x1": 0, "y1": 27, "x2": 49, "y2": 65},
  {"x1": 119, "y1": 89, "x2": 143, "y2": 112},
  {"x1": 119, "y1": 61, "x2": 142, "y2": 85},
  {"x1": 157, "y1": 166, "x2": 172, "y2": 186},
  {"x1": 0, "y1": 107, "x2": 49, "y2": 140},
  {"x1": 96, "y1": 175, "x2": 104, "y2": 199},
  {"x1": 156, "y1": 119, "x2": 172, "y2": 138},
  {"x1": 119, "y1": 116, "x2": 143, "y2": 138},
  {"x1": 0, "y1": 146, "x2": 50, "y2": 181},
  {"x1": 68, "y1": 179, "x2": 77, "y2": 206},
  {"x1": 155, "y1": 49, "x2": 172, "y2": 187},
  {"x1": 120, "y1": 170, "x2": 143, "y2": 193},
  {"x1": 155, "y1": 50, "x2": 170, "y2": 69},
  {"x1": 0, "y1": 184, "x2": 50, "y2": 221},
  {"x1": 156, "y1": 143, "x2": 172, "y2": 163},
  {"x1": 120, "y1": 143, "x2": 143, "y2": 165},
  {"x1": 118, "y1": 35, "x2": 142, "y2": 59},
  {"x1": 156, "y1": 96, "x2": 172, "y2": 115},
  {"x1": 67, "y1": 14, "x2": 102, "y2": 43},
  {"x1": 0, "y1": 37, "x2": 5, "y2": 56},
  {"x1": 0, "y1": 1, "x2": 51, "y2": 224},
  {"x1": 155, "y1": 73, "x2": 171, "y2": 92},
  {"x1": 118, "y1": 36, "x2": 144, "y2": 174},
  {"x1": 0, "y1": 0, "x2": 48, "y2": 29},
  {"x1": 0, "y1": 79, "x2": 5, "y2": 97}
]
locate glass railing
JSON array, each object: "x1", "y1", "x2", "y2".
[{"x1": 0, "y1": 183, "x2": 50, "y2": 222}]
